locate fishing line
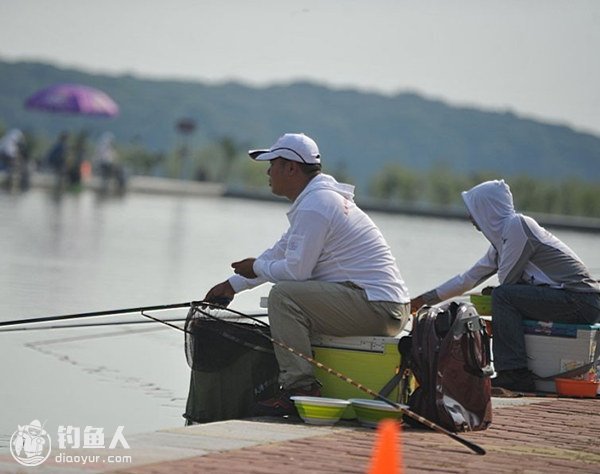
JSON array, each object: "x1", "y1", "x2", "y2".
[{"x1": 142, "y1": 302, "x2": 486, "y2": 456}]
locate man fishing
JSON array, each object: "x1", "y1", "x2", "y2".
[
  {"x1": 204, "y1": 132, "x2": 410, "y2": 416},
  {"x1": 411, "y1": 179, "x2": 600, "y2": 392}
]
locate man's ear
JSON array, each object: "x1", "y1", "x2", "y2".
[{"x1": 286, "y1": 160, "x2": 299, "y2": 175}]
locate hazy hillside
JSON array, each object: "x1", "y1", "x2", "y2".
[{"x1": 1, "y1": 59, "x2": 599, "y2": 186}]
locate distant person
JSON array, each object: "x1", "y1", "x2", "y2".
[
  {"x1": 204, "y1": 133, "x2": 410, "y2": 416},
  {"x1": 46, "y1": 132, "x2": 69, "y2": 190},
  {"x1": 68, "y1": 131, "x2": 89, "y2": 187},
  {"x1": 0, "y1": 129, "x2": 24, "y2": 171},
  {"x1": 0, "y1": 129, "x2": 26, "y2": 191},
  {"x1": 411, "y1": 179, "x2": 600, "y2": 392},
  {"x1": 94, "y1": 132, "x2": 125, "y2": 194}
]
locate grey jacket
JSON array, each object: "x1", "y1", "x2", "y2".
[{"x1": 426, "y1": 180, "x2": 599, "y2": 304}]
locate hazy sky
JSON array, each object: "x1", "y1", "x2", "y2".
[{"x1": 1, "y1": 0, "x2": 600, "y2": 135}]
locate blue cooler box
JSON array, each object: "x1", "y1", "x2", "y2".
[
  {"x1": 523, "y1": 320, "x2": 600, "y2": 393},
  {"x1": 311, "y1": 334, "x2": 403, "y2": 418}
]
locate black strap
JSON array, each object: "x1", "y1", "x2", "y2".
[
  {"x1": 378, "y1": 335, "x2": 412, "y2": 399},
  {"x1": 378, "y1": 371, "x2": 404, "y2": 398},
  {"x1": 464, "y1": 321, "x2": 494, "y2": 378}
]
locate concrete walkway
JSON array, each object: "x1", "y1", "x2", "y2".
[
  {"x1": 27, "y1": 173, "x2": 225, "y2": 197},
  {"x1": 1, "y1": 397, "x2": 597, "y2": 473}
]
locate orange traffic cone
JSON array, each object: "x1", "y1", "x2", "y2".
[{"x1": 368, "y1": 419, "x2": 404, "y2": 474}]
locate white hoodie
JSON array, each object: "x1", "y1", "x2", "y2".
[
  {"x1": 229, "y1": 173, "x2": 409, "y2": 303},
  {"x1": 431, "y1": 180, "x2": 599, "y2": 302}
]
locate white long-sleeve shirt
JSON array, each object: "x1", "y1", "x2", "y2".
[{"x1": 228, "y1": 174, "x2": 409, "y2": 303}]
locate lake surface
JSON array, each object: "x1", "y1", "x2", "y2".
[{"x1": 1, "y1": 188, "x2": 598, "y2": 445}]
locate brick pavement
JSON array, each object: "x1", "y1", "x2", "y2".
[{"x1": 114, "y1": 398, "x2": 599, "y2": 474}]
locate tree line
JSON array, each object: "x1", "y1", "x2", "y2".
[
  {"x1": 368, "y1": 163, "x2": 600, "y2": 218},
  {"x1": 2, "y1": 122, "x2": 598, "y2": 218}
]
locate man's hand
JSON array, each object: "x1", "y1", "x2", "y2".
[
  {"x1": 410, "y1": 295, "x2": 426, "y2": 314},
  {"x1": 231, "y1": 258, "x2": 257, "y2": 279},
  {"x1": 203, "y1": 280, "x2": 235, "y2": 307}
]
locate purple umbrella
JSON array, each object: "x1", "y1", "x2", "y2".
[{"x1": 25, "y1": 83, "x2": 119, "y2": 117}]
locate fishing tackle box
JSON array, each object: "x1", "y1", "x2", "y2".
[
  {"x1": 310, "y1": 334, "x2": 403, "y2": 419},
  {"x1": 523, "y1": 320, "x2": 600, "y2": 393}
]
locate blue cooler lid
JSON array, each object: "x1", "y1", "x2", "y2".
[{"x1": 523, "y1": 320, "x2": 600, "y2": 338}]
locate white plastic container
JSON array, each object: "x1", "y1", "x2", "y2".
[{"x1": 523, "y1": 321, "x2": 599, "y2": 393}]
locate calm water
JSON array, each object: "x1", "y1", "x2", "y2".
[{"x1": 1, "y1": 188, "x2": 598, "y2": 443}]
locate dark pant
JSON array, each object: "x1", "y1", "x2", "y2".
[{"x1": 491, "y1": 284, "x2": 600, "y2": 371}]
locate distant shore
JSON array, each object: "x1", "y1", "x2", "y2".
[
  {"x1": 7, "y1": 172, "x2": 600, "y2": 233},
  {"x1": 224, "y1": 185, "x2": 600, "y2": 234}
]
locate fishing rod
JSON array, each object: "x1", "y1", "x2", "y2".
[
  {"x1": 0, "y1": 307, "x2": 265, "y2": 333},
  {"x1": 0, "y1": 301, "x2": 200, "y2": 330},
  {"x1": 141, "y1": 304, "x2": 487, "y2": 456},
  {"x1": 0, "y1": 317, "x2": 188, "y2": 333}
]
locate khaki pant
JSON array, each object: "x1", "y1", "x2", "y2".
[{"x1": 267, "y1": 280, "x2": 410, "y2": 389}]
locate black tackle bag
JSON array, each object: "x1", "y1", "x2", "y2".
[
  {"x1": 401, "y1": 301, "x2": 493, "y2": 432},
  {"x1": 183, "y1": 307, "x2": 279, "y2": 424}
]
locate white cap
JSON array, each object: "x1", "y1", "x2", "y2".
[{"x1": 248, "y1": 133, "x2": 321, "y2": 164}]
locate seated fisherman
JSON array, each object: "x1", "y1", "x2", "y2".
[
  {"x1": 204, "y1": 132, "x2": 410, "y2": 415},
  {"x1": 411, "y1": 179, "x2": 600, "y2": 392}
]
